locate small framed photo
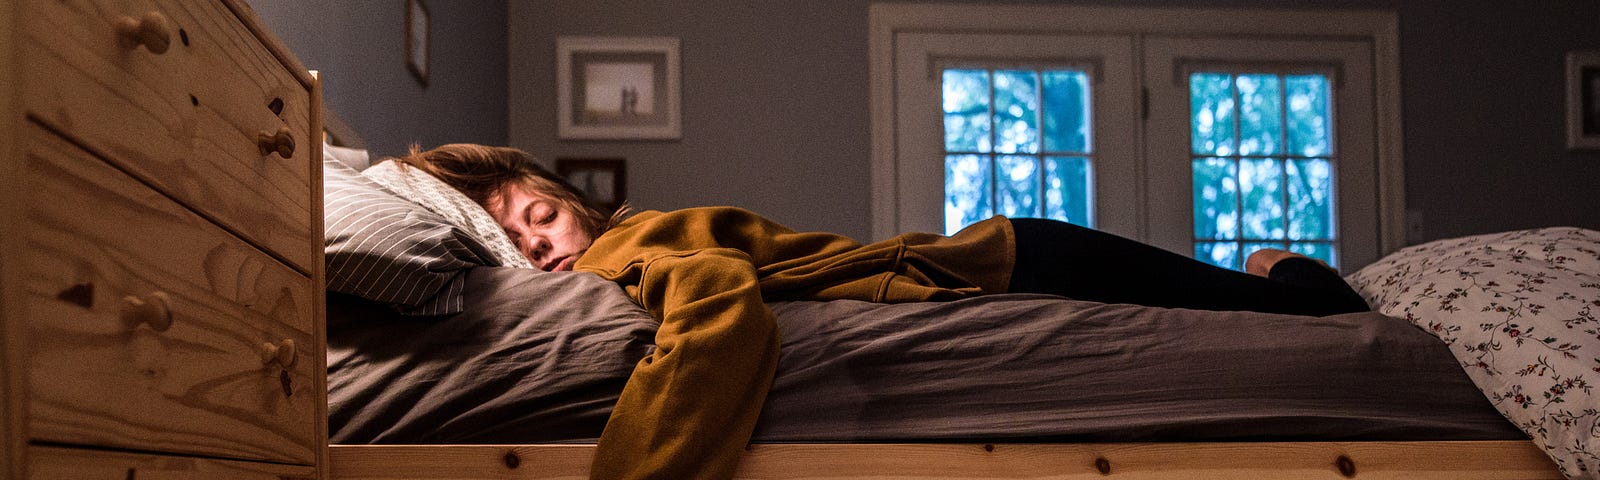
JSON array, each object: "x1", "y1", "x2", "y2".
[
  {"x1": 557, "y1": 37, "x2": 681, "y2": 140},
  {"x1": 556, "y1": 158, "x2": 627, "y2": 211},
  {"x1": 405, "y1": 0, "x2": 430, "y2": 87},
  {"x1": 1568, "y1": 51, "x2": 1600, "y2": 150}
]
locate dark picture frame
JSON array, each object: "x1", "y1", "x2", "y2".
[
  {"x1": 405, "y1": 0, "x2": 430, "y2": 87},
  {"x1": 1567, "y1": 51, "x2": 1600, "y2": 150},
  {"x1": 557, "y1": 37, "x2": 681, "y2": 140},
  {"x1": 555, "y1": 158, "x2": 627, "y2": 211}
]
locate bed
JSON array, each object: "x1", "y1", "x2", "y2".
[{"x1": 317, "y1": 144, "x2": 1590, "y2": 479}]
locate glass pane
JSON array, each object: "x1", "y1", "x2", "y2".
[
  {"x1": 943, "y1": 69, "x2": 991, "y2": 153},
  {"x1": 1287, "y1": 75, "x2": 1331, "y2": 157},
  {"x1": 945, "y1": 154, "x2": 993, "y2": 236},
  {"x1": 1195, "y1": 242, "x2": 1241, "y2": 270},
  {"x1": 1236, "y1": 74, "x2": 1282, "y2": 156},
  {"x1": 1042, "y1": 70, "x2": 1090, "y2": 153},
  {"x1": 1190, "y1": 73, "x2": 1235, "y2": 156},
  {"x1": 996, "y1": 155, "x2": 1040, "y2": 218},
  {"x1": 1191, "y1": 157, "x2": 1238, "y2": 240},
  {"x1": 1290, "y1": 242, "x2": 1337, "y2": 269},
  {"x1": 1045, "y1": 156, "x2": 1092, "y2": 227},
  {"x1": 993, "y1": 70, "x2": 1039, "y2": 154},
  {"x1": 1287, "y1": 159, "x2": 1334, "y2": 240},
  {"x1": 1239, "y1": 158, "x2": 1285, "y2": 240}
]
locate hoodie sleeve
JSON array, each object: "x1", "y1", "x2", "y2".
[{"x1": 587, "y1": 247, "x2": 781, "y2": 480}]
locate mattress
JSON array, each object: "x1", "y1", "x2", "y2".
[{"x1": 326, "y1": 266, "x2": 1521, "y2": 444}]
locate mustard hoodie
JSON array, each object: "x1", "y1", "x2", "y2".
[{"x1": 573, "y1": 207, "x2": 1014, "y2": 480}]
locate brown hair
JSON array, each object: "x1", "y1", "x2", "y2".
[{"x1": 391, "y1": 143, "x2": 628, "y2": 239}]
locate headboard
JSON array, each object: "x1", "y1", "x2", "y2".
[
  {"x1": 321, "y1": 106, "x2": 366, "y2": 150},
  {"x1": 321, "y1": 107, "x2": 371, "y2": 170}
]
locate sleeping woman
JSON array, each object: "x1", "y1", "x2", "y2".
[{"x1": 390, "y1": 143, "x2": 1371, "y2": 480}]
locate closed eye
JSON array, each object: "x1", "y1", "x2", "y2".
[{"x1": 527, "y1": 202, "x2": 557, "y2": 226}]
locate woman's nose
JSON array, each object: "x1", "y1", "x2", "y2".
[{"x1": 528, "y1": 235, "x2": 551, "y2": 258}]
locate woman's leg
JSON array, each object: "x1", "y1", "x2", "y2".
[{"x1": 1006, "y1": 218, "x2": 1369, "y2": 316}]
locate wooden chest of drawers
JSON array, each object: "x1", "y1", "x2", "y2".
[{"x1": 1, "y1": 0, "x2": 326, "y2": 478}]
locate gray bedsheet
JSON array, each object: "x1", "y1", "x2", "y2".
[{"x1": 327, "y1": 266, "x2": 1522, "y2": 444}]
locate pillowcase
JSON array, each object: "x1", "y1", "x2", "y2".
[
  {"x1": 361, "y1": 161, "x2": 532, "y2": 270},
  {"x1": 1347, "y1": 227, "x2": 1600, "y2": 477},
  {"x1": 325, "y1": 143, "x2": 372, "y2": 171},
  {"x1": 324, "y1": 151, "x2": 505, "y2": 315}
]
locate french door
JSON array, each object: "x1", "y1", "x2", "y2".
[
  {"x1": 892, "y1": 33, "x2": 1139, "y2": 238},
  {"x1": 1143, "y1": 37, "x2": 1379, "y2": 269},
  {"x1": 883, "y1": 21, "x2": 1386, "y2": 270}
]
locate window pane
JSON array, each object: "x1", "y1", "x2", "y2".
[
  {"x1": 1191, "y1": 73, "x2": 1235, "y2": 156},
  {"x1": 1192, "y1": 157, "x2": 1238, "y2": 240},
  {"x1": 1195, "y1": 242, "x2": 1240, "y2": 270},
  {"x1": 945, "y1": 154, "x2": 992, "y2": 235},
  {"x1": 943, "y1": 69, "x2": 991, "y2": 153},
  {"x1": 1287, "y1": 75, "x2": 1331, "y2": 157},
  {"x1": 1236, "y1": 74, "x2": 1282, "y2": 156},
  {"x1": 993, "y1": 70, "x2": 1040, "y2": 154},
  {"x1": 1287, "y1": 158, "x2": 1333, "y2": 240},
  {"x1": 996, "y1": 155, "x2": 1040, "y2": 218},
  {"x1": 1042, "y1": 71, "x2": 1090, "y2": 153},
  {"x1": 1290, "y1": 242, "x2": 1337, "y2": 268},
  {"x1": 1045, "y1": 156, "x2": 1092, "y2": 227},
  {"x1": 1240, "y1": 158, "x2": 1285, "y2": 240}
]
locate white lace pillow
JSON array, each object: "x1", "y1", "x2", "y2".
[{"x1": 1348, "y1": 227, "x2": 1600, "y2": 478}]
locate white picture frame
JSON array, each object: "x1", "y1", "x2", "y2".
[
  {"x1": 557, "y1": 36, "x2": 681, "y2": 140},
  {"x1": 1567, "y1": 51, "x2": 1600, "y2": 150}
]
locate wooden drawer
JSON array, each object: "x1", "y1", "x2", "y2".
[
  {"x1": 21, "y1": 0, "x2": 315, "y2": 273},
  {"x1": 29, "y1": 445, "x2": 316, "y2": 480},
  {"x1": 20, "y1": 126, "x2": 318, "y2": 465}
]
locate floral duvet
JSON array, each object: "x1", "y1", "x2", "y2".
[{"x1": 1350, "y1": 227, "x2": 1600, "y2": 479}]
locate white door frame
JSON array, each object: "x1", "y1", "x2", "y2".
[{"x1": 868, "y1": 3, "x2": 1405, "y2": 260}]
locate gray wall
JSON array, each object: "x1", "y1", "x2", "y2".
[
  {"x1": 246, "y1": 0, "x2": 509, "y2": 158},
  {"x1": 251, "y1": 1, "x2": 1599, "y2": 245},
  {"x1": 511, "y1": 0, "x2": 1600, "y2": 244}
]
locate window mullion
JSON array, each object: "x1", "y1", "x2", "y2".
[
  {"x1": 1230, "y1": 73, "x2": 1245, "y2": 260},
  {"x1": 1278, "y1": 73, "x2": 1291, "y2": 250},
  {"x1": 1035, "y1": 70, "x2": 1046, "y2": 218},
  {"x1": 987, "y1": 69, "x2": 998, "y2": 217}
]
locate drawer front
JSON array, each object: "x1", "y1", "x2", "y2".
[
  {"x1": 22, "y1": 0, "x2": 315, "y2": 272},
  {"x1": 29, "y1": 445, "x2": 316, "y2": 480},
  {"x1": 22, "y1": 127, "x2": 318, "y2": 465}
]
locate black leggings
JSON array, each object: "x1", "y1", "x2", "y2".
[{"x1": 1006, "y1": 218, "x2": 1370, "y2": 317}]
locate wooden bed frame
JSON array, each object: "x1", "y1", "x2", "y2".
[
  {"x1": 328, "y1": 440, "x2": 1561, "y2": 479},
  {"x1": 314, "y1": 107, "x2": 1564, "y2": 480},
  {"x1": 315, "y1": 97, "x2": 1564, "y2": 480}
]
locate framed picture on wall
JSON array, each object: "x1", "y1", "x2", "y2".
[
  {"x1": 406, "y1": 0, "x2": 430, "y2": 87},
  {"x1": 557, "y1": 37, "x2": 681, "y2": 140},
  {"x1": 1568, "y1": 51, "x2": 1600, "y2": 150},
  {"x1": 556, "y1": 158, "x2": 628, "y2": 211}
]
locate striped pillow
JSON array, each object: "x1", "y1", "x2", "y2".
[{"x1": 323, "y1": 154, "x2": 498, "y2": 315}]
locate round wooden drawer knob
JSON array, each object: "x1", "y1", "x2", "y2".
[
  {"x1": 257, "y1": 126, "x2": 296, "y2": 158},
  {"x1": 119, "y1": 292, "x2": 173, "y2": 332},
  {"x1": 116, "y1": 11, "x2": 173, "y2": 54},
  {"x1": 260, "y1": 339, "x2": 297, "y2": 367}
]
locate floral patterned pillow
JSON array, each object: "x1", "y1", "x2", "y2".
[{"x1": 1347, "y1": 227, "x2": 1600, "y2": 478}]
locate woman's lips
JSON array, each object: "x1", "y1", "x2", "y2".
[{"x1": 546, "y1": 256, "x2": 575, "y2": 271}]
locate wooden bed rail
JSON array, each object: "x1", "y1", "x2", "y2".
[{"x1": 330, "y1": 440, "x2": 1561, "y2": 479}]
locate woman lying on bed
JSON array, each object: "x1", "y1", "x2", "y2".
[{"x1": 390, "y1": 143, "x2": 1371, "y2": 480}]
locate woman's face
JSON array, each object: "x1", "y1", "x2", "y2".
[{"x1": 487, "y1": 183, "x2": 593, "y2": 271}]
